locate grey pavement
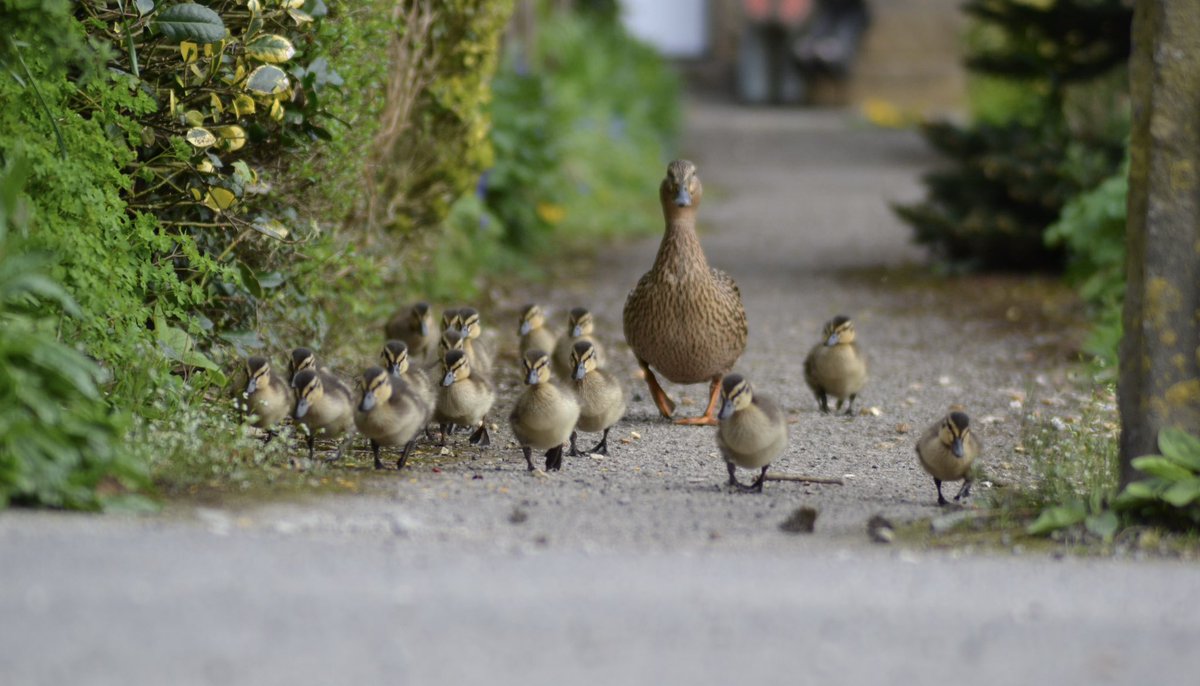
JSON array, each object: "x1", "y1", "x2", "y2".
[{"x1": 2, "y1": 100, "x2": 1196, "y2": 685}]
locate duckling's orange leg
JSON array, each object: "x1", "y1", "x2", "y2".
[
  {"x1": 639, "y1": 360, "x2": 676, "y2": 419},
  {"x1": 675, "y1": 376, "x2": 721, "y2": 426}
]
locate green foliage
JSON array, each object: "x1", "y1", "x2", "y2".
[
  {"x1": 1005, "y1": 387, "x2": 1120, "y2": 540},
  {"x1": 1045, "y1": 155, "x2": 1127, "y2": 366},
  {"x1": 483, "y1": 8, "x2": 681, "y2": 251},
  {"x1": 0, "y1": 153, "x2": 147, "y2": 510},
  {"x1": 1113, "y1": 429, "x2": 1200, "y2": 530},
  {"x1": 896, "y1": 0, "x2": 1131, "y2": 270}
]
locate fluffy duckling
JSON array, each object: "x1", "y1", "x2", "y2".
[
  {"x1": 457, "y1": 306, "x2": 493, "y2": 377},
  {"x1": 510, "y1": 349, "x2": 580, "y2": 471},
  {"x1": 568, "y1": 340, "x2": 625, "y2": 456},
  {"x1": 518, "y1": 304, "x2": 558, "y2": 358},
  {"x1": 383, "y1": 301, "x2": 436, "y2": 362},
  {"x1": 355, "y1": 366, "x2": 430, "y2": 470},
  {"x1": 291, "y1": 368, "x2": 356, "y2": 461},
  {"x1": 441, "y1": 307, "x2": 462, "y2": 334},
  {"x1": 803, "y1": 315, "x2": 868, "y2": 415},
  {"x1": 715, "y1": 373, "x2": 788, "y2": 492},
  {"x1": 552, "y1": 307, "x2": 605, "y2": 381},
  {"x1": 623, "y1": 160, "x2": 748, "y2": 425},
  {"x1": 243, "y1": 356, "x2": 291, "y2": 436},
  {"x1": 436, "y1": 348, "x2": 495, "y2": 447},
  {"x1": 916, "y1": 409, "x2": 982, "y2": 506},
  {"x1": 381, "y1": 340, "x2": 435, "y2": 412}
]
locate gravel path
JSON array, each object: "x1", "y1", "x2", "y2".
[{"x1": 3, "y1": 100, "x2": 1196, "y2": 685}]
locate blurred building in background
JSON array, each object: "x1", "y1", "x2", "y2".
[{"x1": 620, "y1": 0, "x2": 967, "y2": 114}]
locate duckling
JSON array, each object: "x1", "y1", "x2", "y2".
[
  {"x1": 457, "y1": 306, "x2": 493, "y2": 377},
  {"x1": 916, "y1": 409, "x2": 982, "y2": 506},
  {"x1": 803, "y1": 315, "x2": 868, "y2": 415},
  {"x1": 623, "y1": 160, "x2": 748, "y2": 425},
  {"x1": 288, "y1": 346, "x2": 339, "y2": 383},
  {"x1": 243, "y1": 356, "x2": 291, "y2": 437},
  {"x1": 383, "y1": 301, "x2": 436, "y2": 362},
  {"x1": 715, "y1": 373, "x2": 788, "y2": 492},
  {"x1": 568, "y1": 340, "x2": 625, "y2": 456},
  {"x1": 381, "y1": 340, "x2": 435, "y2": 412},
  {"x1": 552, "y1": 306, "x2": 605, "y2": 381},
  {"x1": 510, "y1": 349, "x2": 580, "y2": 471},
  {"x1": 441, "y1": 307, "x2": 462, "y2": 334},
  {"x1": 291, "y1": 368, "x2": 356, "y2": 462},
  {"x1": 354, "y1": 366, "x2": 430, "y2": 470},
  {"x1": 518, "y1": 303, "x2": 558, "y2": 358},
  {"x1": 436, "y1": 348, "x2": 495, "y2": 447}
]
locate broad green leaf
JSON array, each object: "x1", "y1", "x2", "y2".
[
  {"x1": 1159, "y1": 428, "x2": 1200, "y2": 471},
  {"x1": 1131, "y1": 456, "x2": 1192, "y2": 482},
  {"x1": 1026, "y1": 503, "x2": 1087, "y2": 535},
  {"x1": 1084, "y1": 511, "x2": 1119, "y2": 542},
  {"x1": 153, "y1": 3, "x2": 225, "y2": 45},
  {"x1": 1114, "y1": 479, "x2": 1166, "y2": 510},
  {"x1": 245, "y1": 34, "x2": 295, "y2": 63},
  {"x1": 136, "y1": 0, "x2": 156, "y2": 14},
  {"x1": 212, "y1": 125, "x2": 246, "y2": 152},
  {"x1": 183, "y1": 110, "x2": 205, "y2": 126},
  {"x1": 246, "y1": 65, "x2": 289, "y2": 95},
  {"x1": 185, "y1": 127, "x2": 216, "y2": 148},
  {"x1": 1161, "y1": 478, "x2": 1200, "y2": 508}
]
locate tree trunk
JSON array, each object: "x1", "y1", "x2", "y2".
[{"x1": 1119, "y1": 0, "x2": 1200, "y2": 487}]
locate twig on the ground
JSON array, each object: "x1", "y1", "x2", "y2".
[{"x1": 763, "y1": 473, "x2": 844, "y2": 485}]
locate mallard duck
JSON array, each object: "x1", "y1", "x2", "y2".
[
  {"x1": 354, "y1": 366, "x2": 430, "y2": 470},
  {"x1": 436, "y1": 348, "x2": 495, "y2": 447},
  {"x1": 291, "y1": 368, "x2": 356, "y2": 462},
  {"x1": 568, "y1": 340, "x2": 625, "y2": 456},
  {"x1": 715, "y1": 373, "x2": 788, "y2": 492},
  {"x1": 243, "y1": 356, "x2": 291, "y2": 436},
  {"x1": 510, "y1": 349, "x2": 580, "y2": 471},
  {"x1": 552, "y1": 306, "x2": 604, "y2": 381},
  {"x1": 623, "y1": 160, "x2": 748, "y2": 426},
  {"x1": 383, "y1": 301, "x2": 436, "y2": 362},
  {"x1": 803, "y1": 315, "x2": 867, "y2": 415},
  {"x1": 916, "y1": 409, "x2": 982, "y2": 506},
  {"x1": 518, "y1": 303, "x2": 557, "y2": 358},
  {"x1": 457, "y1": 306, "x2": 493, "y2": 377},
  {"x1": 381, "y1": 339, "x2": 435, "y2": 412}
]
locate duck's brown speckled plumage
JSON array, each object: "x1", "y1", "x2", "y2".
[{"x1": 623, "y1": 160, "x2": 747, "y2": 386}]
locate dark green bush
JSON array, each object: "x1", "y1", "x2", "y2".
[{"x1": 895, "y1": 0, "x2": 1131, "y2": 271}]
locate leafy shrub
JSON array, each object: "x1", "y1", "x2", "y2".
[
  {"x1": 482, "y1": 7, "x2": 681, "y2": 251},
  {"x1": 1045, "y1": 156, "x2": 1127, "y2": 366},
  {"x1": 0, "y1": 153, "x2": 146, "y2": 510}
]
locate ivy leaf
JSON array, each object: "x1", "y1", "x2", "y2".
[
  {"x1": 153, "y1": 3, "x2": 226, "y2": 45},
  {"x1": 245, "y1": 34, "x2": 295, "y2": 63},
  {"x1": 1158, "y1": 428, "x2": 1200, "y2": 472},
  {"x1": 246, "y1": 65, "x2": 289, "y2": 95},
  {"x1": 185, "y1": 127, "x2": 216, "y2": 148}
]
